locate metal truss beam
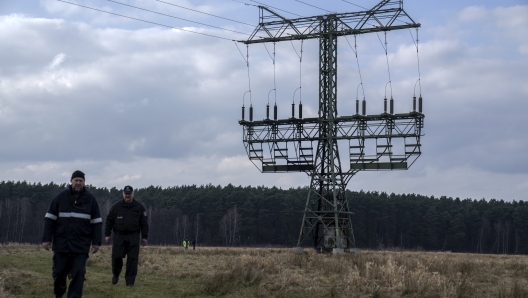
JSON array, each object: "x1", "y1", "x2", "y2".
[
  {"x1": 240, "y1": 112, "x2": 424, "y2": 142},
  {"x1": 242, "y1": 0, "x2": 419, "y2": 44}
]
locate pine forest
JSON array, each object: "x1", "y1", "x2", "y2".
[{"x1": 0, "y1": 180, "x2": 527, "y2": 254}]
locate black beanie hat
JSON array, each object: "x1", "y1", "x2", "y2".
[{"x1": 71, "y1": 170, "x2": 85, "y2": 181}]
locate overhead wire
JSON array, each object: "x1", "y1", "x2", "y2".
[
  {"x1": 107, "y1": 0, "x2": 251, "y2": 36},
  {"x1": 57, "y1": 0, "x2": 234, "y2": 41},
  {"x1": 340, "y1": 0, "x2": 367, "y2": 10},
  {"x1": 231, "y1": 0, "x2": 257, "y2": 7},
  {"x1": 294, "y1": 0, "x2": 334, "y2": 13},
  {"x1": 153, "y1": 0, "x2": 255, "y2": 26},
  {"x1": 59, "y1": 0, "x2": 267, "y2": 118},
  {"x1": 60, "y1": 0, "x2": 415, "y2": 115},
  {"x1": 247, "y1": 0, "x2": 304, "y2": 17}
]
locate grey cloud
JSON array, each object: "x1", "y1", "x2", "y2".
[{"x1": 1, "y1": 2, "x2": 527, "y2": 202}]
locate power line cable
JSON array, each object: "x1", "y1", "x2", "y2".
[
  {"x1": 340, "y1": 0, "x2": 367, "y2": 10},
  {"x1": 231, "y1": 0, "x2": 257, "y2": 7},
  {"x1": 153, "y1": 0, "x2": 255, "y2": 27},
  {"x1": 58, "y1": 0, "x2": 234, "y2": 40},
  {"x1": 247, "y1": 0, "x2": 303, "y2": 17},
  {"x1": 107, "y1": 0, "x2": 251, "y2": 36},
  {"x1": 294, "y1": 0, "x2": 333, "y2": 13}
]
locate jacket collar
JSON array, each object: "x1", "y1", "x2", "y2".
[
  {"x1": 121, "y1": 199, "x2": 135, "y2": 206},
  {"x1": 68, "y1": 184, "x2": 86, "y2": 195}
]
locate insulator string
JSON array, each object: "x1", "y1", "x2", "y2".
[
  {"x1": 345, "y1": 35, "x2": 365, "y2": 102},
  {"x1": 263, "y1": 42, "x2": 277, "y2": 104},
  {"x1": 409, "y1": 28, "x2": 422, "y2": 97},
  {"x1": 300, "y1": 40, "x2": 303, "y2": 104},
  {"x1": 291, "y1": 40, "x2": 304, "y2": 104},
  {"x1": 246, "y1": 45, "x2": 252, "y2": 105},
  {"x1": 235, "y1": 42, "x2": 252, "y2": 106},
  {"x1": 273, "y1": 43, "x2": 277, "y2": 104},
  {"x1": 377, "y1": 31, "x2": 393, "y2": 99}
]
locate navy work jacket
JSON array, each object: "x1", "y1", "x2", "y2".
[
  {"x1": 104, "y1": 199, "x2": 149, "y2": 239},
  {"x1": 42, "y1": 185, "x2": 103, "y2": 253}
]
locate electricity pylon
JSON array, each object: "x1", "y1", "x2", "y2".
[{"x1": 238, "y1": 0, "x2": 424, "y2": 252}]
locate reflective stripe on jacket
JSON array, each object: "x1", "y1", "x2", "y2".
[{"x1": 42, "y1": 186, "x2": 103, "y2": 253}]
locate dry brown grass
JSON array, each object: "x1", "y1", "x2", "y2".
[{"x1": 1, "y1": 244, "x2": 528, "y2": 297}]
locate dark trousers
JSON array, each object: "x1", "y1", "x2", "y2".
[
  {"x1": 52, "y1": 252, "x2": 88, "y2": 298},
  {"x1": 112, "y1": 233, "x2": 140, "y2": 285}
]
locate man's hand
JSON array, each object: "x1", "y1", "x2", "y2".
[
  {"x1": 142, "y1": 239, "x2": 148, "y2": 246},
  {"x1": 105, "y1": 236, "x2": 111, "y2": 244},
  {"x1": 42, "y1": 242, "x2": 51, "y2": 250},
  {"x1": 92, "y1": 245, "x2": 99, "y2": 253}
]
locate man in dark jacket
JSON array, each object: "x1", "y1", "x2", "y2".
[
  {"x1": 42, "y1": 170, "x2": 102, "y2": 298},
  {"x1": 105, "y1": 185, "x2": 149, "y2": 287}
]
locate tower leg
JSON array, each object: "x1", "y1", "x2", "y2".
[{"x1": 296, "y1": 15, "x2": 356, "y2": 251}]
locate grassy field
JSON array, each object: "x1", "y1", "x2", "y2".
[{"x1": 1, "y1": 244, "x2": 528, "y2": 297}]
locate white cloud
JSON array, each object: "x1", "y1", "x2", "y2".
[
  {"x1": 458, "y1": 6, "x2": 489, "y2": 22},
  {"x1": 108, "y1": 174, "x2": 142, "y2": 186},
  {"x1": 127, "y1": 138, "x2": 146, "y2": 152},
  {"x1": 493, "y1": 5, "x2": 528, "y2": 55},
  {"x1": 352, "y1": 164, "x2": 528, "y2": 201},
  {"x1": 217, "y1": 155, "x2": 254, "y2": 172},
  {"x1": 40, "y1": 0, "x2": 80, "y2": 15},
  {"x1": 48, "y1": 53, "x2": 66, "y2": 69},
  {"x1": 494, "y1": 5, "x2": 528, "y2": 28}
]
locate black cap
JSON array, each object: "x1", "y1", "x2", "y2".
[
  {"x1": 123, "y1": 185, "x2": 134, "y2": 194},
  {"x1": 71, "y1": 170, "x2": 85, "y2": 181}
]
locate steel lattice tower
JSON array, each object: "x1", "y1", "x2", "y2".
[{"x1": 239, "y1": 0, "x2": 424, "y2": 252}]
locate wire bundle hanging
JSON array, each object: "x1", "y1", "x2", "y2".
[
  {"x1": 376, "y1": 31, "x2": 394, "y2": 114},
  {"x1": 235, "y1": 42, "x2": 252, "y2": 121},
  {"x1": 345, "y1": 35, "x2": 366, "y2": 115},
  {"x1": 291, "y1": 40, "x2": 304, "y2": 119},
  {"x1": 263, "y1": 42, "x2": 277, "y2": 120},
  {"x1": 409, "y1": 28, "x2": 423, "y2": 113}
]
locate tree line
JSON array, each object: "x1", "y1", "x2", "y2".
[{"x1": 0, "y1": 180, "x2": 527, "y2": 254}]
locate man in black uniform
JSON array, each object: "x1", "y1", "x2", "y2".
[
  {"x1": 42, "y1": 170, "x2": 102, "y2": 298},
  {"x1": 105, "y1": 185, "x2": 149, "y2": 287}
]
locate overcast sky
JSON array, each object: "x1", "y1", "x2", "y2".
[{"x1": 1, "y1": 0, "x2": 527, "y2": 202}]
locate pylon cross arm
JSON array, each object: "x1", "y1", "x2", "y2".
[{"x1": 241, "y1": 1, "x2": 420, "y2": 44}]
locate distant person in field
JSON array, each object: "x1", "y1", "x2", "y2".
[
  {"x1": 105, "y1": 185, "x2": 149, "y2": 287},
  {"x1": 42, "y1": 170, "x2": 102, "y2": 298},
  {"x1": 183, "y1": 238, "x2": 189, "y2": 250},
  {"x1": 192, "y1": 239, "x2": 196, "y2": 251}
]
